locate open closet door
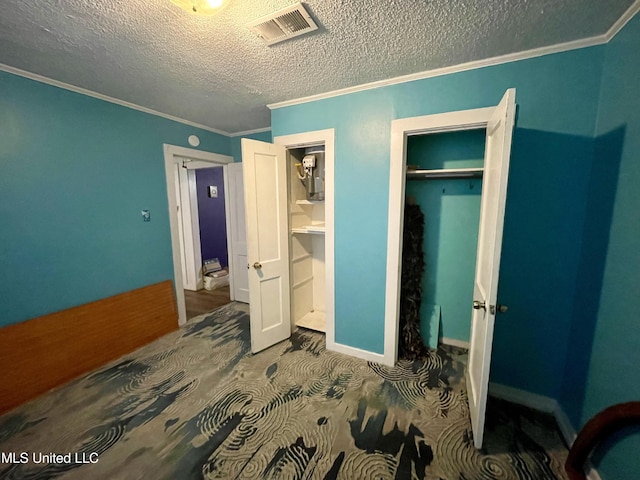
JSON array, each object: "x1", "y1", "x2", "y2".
[
  {"x1": 241, "y1": 138, "x2": 291, "y2": 353},
  {"x1": 467, "y1": 89, "x2": 516, "y2": 448}
]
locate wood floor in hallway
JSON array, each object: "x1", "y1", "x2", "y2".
[{"x1": 184, "y1": 285, "x2": 231, "y2": 319}]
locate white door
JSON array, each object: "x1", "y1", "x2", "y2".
[
  {"x1": 226, "y1": 162, "x2": 249, "y2": 303},
  {"x1": 467, "y1": 88, "x2": 516, "y2": 448},
  {"x1": 174, "y1": 162, "x2": 201, "y2": 291},
  {"x1": 242, "y1": 138, "x2": 291, "y2": 353}
]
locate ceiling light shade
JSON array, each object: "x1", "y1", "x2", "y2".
[{"x1": 170, "y1": 0, "x2": 229, "y2": 15}]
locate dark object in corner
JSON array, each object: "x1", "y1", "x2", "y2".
[
  {"x1": 565, "y1": 401, "x2": 640, "y2": 480},
  {"x1": 399, "y1": 202, "x2": 430, "y2": 360}
]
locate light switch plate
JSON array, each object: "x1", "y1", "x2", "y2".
[{"x1": 208, "y1": 186, "x2": 218, "y2": 198}]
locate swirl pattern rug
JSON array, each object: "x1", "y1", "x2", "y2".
[{"x1": 0, "y1": 303, "x2": 568, "y2": 479}]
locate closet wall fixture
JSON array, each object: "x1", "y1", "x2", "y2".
[{"x1": 406, "y1": 167, "x2": 484, "y2": 180}]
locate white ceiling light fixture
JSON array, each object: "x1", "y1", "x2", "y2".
[
  {"x1": 247, "y1": 2, "x2": 318, "y2": 46},
  {"x1": 170, "y1": 0, "x2": 229, "y2": 15}
]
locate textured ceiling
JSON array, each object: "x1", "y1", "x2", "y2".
[{"x1": 0, "y1": 0, "x2": 634, "y2": 134}]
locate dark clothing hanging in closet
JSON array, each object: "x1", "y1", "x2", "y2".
[{"x1": 399, "y1": 203, "x2": 430, "y2": 360}]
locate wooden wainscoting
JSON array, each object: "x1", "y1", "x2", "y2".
[{"x1": 0, "y1": 280, "x2": 178, "y2": 415}]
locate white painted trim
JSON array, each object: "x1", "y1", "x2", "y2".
[
  {"x1": 553, "y1": 401, "x2": 578, "y2": 446},
  {"x1": 328, "y1": 342, "x2": 386, "y2": 364},
  {"x1": 182, "y1": 158, "x2": 230, "y2": 169},
  {"x1": 393, "y1": 107, "x2": 495, "y2": 135},
  {"x1": 605, "y1": 0, "x2": 640, "y2": 41},
  {"x1": 441, "y1": 337, "x2": 470, "y2": 349},
  {"x1": 163, "y1": 144, "x2": 233, "y2": 326},
  {"x1": 4, "y1": 1, "x2": 635, "y2": 139},
  {"x1": 555, "y1": 404, "x2": 603, "y2": 480},
  {"x1": 164, "y1": 145, "x2": 233, "y2": 163},
  {"x1": 488, "y1": 383, "x2": 602, "y2": 480},
  {"x1": 273, "y1": 129, "x2": 335, "y2": 354},
  {"x1": 3, "y1": 1, "x2": 636, "y2": 139},
  {"x1": 178, "y1": 157, "x2": 233, "y2": 291},
  {"x1": 384, "y1": 120, "x2": 406, "y2": 367},
  {"x1": 267, "y1": 2, "x2": 639, "y2": 112},
  {"x1": 489, "y1": 383, "x2": 558, "y2": 413},
  {"x1": 230, "y1": 126, "x2": 272, "y2": 137},
  {"x1": 268, "y1": 37, "x2": 606, "y2": 110},
  {"x1": 384, "y1": 106, "x2": 494, "y2": 367},
  {"x1": 0, "y1": 63, "x2": 232, "y2": 136},
  {"x1": 1, "y1": 61, "x2": 268, "y2": 139}
]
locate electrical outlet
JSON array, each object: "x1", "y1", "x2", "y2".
[{"x1": 142, "y1": 210, "x2": 150, "y2": 222}]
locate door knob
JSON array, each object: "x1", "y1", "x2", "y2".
[
  {"x1": 498, "y1": 304, "x2": 508, "y2": 313},
  {"x1": 253, "y1": 262, "x2": 262, "y2": 269},
  {"x1": 473, "y1": 300, "x2": 486, "y2": 310}
]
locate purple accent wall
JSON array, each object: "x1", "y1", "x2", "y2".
[{"x1": 195, "y1": 167, "x2": 228, "y2": 268}]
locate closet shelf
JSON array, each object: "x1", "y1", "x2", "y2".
[
  {"x1": 406, "y1": 167, "x2": 484, "y2": 180},
  {"x1": 296, "y1": 199, "x2": 324, "y2": 205},
  {"x1": 291, "y1": 224, "x2": 325, "y2": 235},
  {"x1": 295, "y1": 310, "x2": 326, "y2": 332}
]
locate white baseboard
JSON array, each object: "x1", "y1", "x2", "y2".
[
  {"x1": 489, "y1": 383, "x2": 602, "y2": 480},
  {"x1": 326, "y1": 341, "x2": 386, "y2": 365},
  {"x1": 552, "y1": 403, "x2": 578, "y2": 447},
  {"x1": 441, "y1": 337, "x2": 470, "y2": 349},
  {"x1": 489, "y1": 382, "x2": 558, "y2": 412}
]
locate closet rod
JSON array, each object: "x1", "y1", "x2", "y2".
[{"x1": 406, "y1": 167, "x2": 483, "y2": 180}]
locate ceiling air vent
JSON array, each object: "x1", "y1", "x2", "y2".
[{"x1": 247, "y1": 3, "x2": 318, "y2": 46}]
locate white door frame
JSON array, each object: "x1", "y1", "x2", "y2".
[
  {"x1": 383, "y1": 106, "x2": 495, "y2": 366},
  {"x1": 273, "y1": 129, "x2": 335, "y2": 353},
  {"x1": 163, "y1": 144, "x2": 234, "y2": 325}
]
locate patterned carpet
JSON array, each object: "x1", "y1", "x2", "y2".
[{"x1": 0, "y1": 303, "x2": 569, "y2": 479}]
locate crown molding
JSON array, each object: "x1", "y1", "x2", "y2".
[
  {"x1": 605, "y1": 0, "x2": 640, "y2": 40},
  {"x1": 0, "y1": 63, "x2": 232, "y2": 137},
  {"x1": 268, "y1": 34, "x2": 609, "y2": 110},
  {"x1": 269, "y1": 2, "x2": 640, "y2": 110},
  {"x1": 229, "y1": 126, "x2": 272, "y2": 137},
  {"x1": 3, "y1": 0, "x2": 637, "y2": 128}
]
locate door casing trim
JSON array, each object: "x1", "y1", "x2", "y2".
[{"x1": 163, "y1": 144, "x2": 233, "y2": 325}]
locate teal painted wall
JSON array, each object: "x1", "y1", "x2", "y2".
[
  {"x1": 230, "y1": 130, "x2": 272, "y2": 162},
  {"x1": 559, "y1": 127, "x2": 623, "y2": 425},
  {"x1": 405, "y1": 130, "x2": 485, "y2": 342},
  {"x1": 0, "y1": 71, "x2": 231, "y2": 327},
  {"x1": 272, "y1": 45, "x2": 604, "y2": 397},
  {"x1": 575, "y1": 13, "x2": 640, "y2": 480},
  {"x1": 495, "y1": 127, "x2": 595, "y2": 395}
]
